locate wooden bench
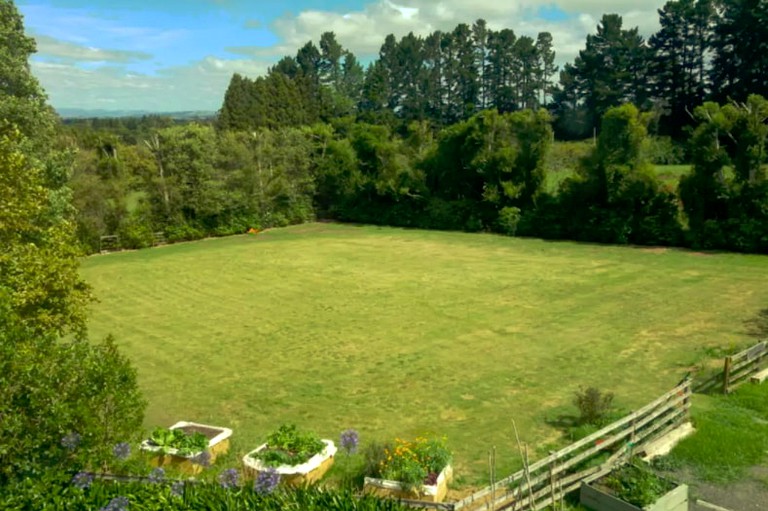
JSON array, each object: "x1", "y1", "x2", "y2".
[{"x1": 750, "y1": 367, "x2": 768, "y2": 384}]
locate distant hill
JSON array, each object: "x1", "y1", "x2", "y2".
[{"x1": 56, "y1": 108, "x2": 216, "y2": 120}]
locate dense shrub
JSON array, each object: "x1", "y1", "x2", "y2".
[{"x1": 4, "y1": 475, "x2": 411, "y2": 511}]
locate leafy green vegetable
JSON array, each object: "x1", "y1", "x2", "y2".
[
  {"x1": 149, "y1": 428, "x2": 208, "y2": 456},
  {"x1": 251, "y1": 424, "x2": 325, "y2": 467}
]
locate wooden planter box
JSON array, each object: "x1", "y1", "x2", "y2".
[
  {"x1": 363, "y1": 465, "x2": 453, "y2": 503},
  {"x1": 580, "y1": 479, "x2": 688, "y2": 511},
  {"x1": 140, "y1": 421, "x2": 233, "y2": 475},
  {"x1": 242, "y1": 439, "x2": 336, "y2": 486}
]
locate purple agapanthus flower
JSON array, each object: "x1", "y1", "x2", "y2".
[
  {"x1": 340, "y1": 429, "x2": 359, "y2": 455},
  {"x1": 71, "y1": 471, "x2": 93, "y2": 490},
  {"x1": 99, "y1": 496, "x2": 129, "y2": 511},
  {"x1": 218, "y1": 468, "x2": 240, "y2": 489},
  {"x1": 254, "y1": 468, "x2": 280, "y2": 495},
  {"x1": 170, "y1": 481, "x2": 185, "y2": 497},
  {"x1": 112, "y1": 442, "x2": 131, "y2": 461},
  {"x1": 148, "y1": 467, "x2": 165, "y2": 484},
  {"x1": 193, "y1": 450, "x2": 211, "y2": 467},
  {"x1": 61, "y1": 432, "x2": 81, "y2": 450}
]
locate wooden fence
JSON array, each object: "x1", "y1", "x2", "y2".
[
  {"x1": 722, "y1": 341, "x2": 768, "y2": 394},
  {"x1": 692, "y1": 340, "x2": 768, "y2": 394},
  {"x1": 449, "y1": 378, "x2": 692, "y2": 511}
]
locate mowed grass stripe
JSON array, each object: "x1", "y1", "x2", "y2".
[{"x1": 81, "y1": 224, "x2": 768, "y2": 484}]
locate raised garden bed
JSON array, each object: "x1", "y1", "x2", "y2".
[
  {"x1": 242, "y1": 424, "x2": 336, "y2": 485},
  {"x1": 140, "y1": 421, "x2": 232, "y2": 475},
  {"x1": 364, "y1": 464, "x2": 453, "y2": 503},
  {"x1": 242, "y1": 440, "x2": 337, "y2": 485},
  {"x1": 580, "y1": 463, "x2": 688, "y2": 511}
]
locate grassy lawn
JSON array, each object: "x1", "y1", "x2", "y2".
[
  {"x1": 665, "y1": 384, "x2": 768, "y2": 482},
  {"x1": 80, "y1": 224, "x2": 768, "y2": 485}
]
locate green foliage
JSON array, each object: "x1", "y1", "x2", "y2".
[
  {"x1": 0, "y1": 127, "x2": 92, "y2": 337},
  {"x1": 680, "y1": 95, "x2": 768, "y2": 252},
  {"x1": 0, "y1": 0, "x2": 57, "y2": 144},
  {"x1": 573, "y1": 387, "x2": 615, "y2": 426},
  {"x1": 251, "y1": 425, "x2": 325, "y2": 468},
  {"x1": 376, "y1": 437, "x2": 452, "y2": 490},
  {"x1": 5, "y1": 475, "x2": 411, "y2": 511},
  {"x1": 602, "y1": 461, "x2": 674, "y2": 507},
  {"x1": 668, "y1": 384, "x2": 768, "y2": 482},
  {"x1": 361, "y1": 441, "x2": 391, "y2": 480},
  {"x1": 149, "y1": 428, "x2": 208, "y2": 456},
  {"x1": 0, "y1": 322, "x2": 146, "y2": 483},
  {"x1": 496, "y1": 206, "x2": 522, "y2": 236}
]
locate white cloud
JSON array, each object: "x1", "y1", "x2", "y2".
[
  {"x1": 34, "y1": 35, "x2": 152, "y2": 64},
  {"x1": 32, "y1": 57, "x2": 271, "y2": 112},
  {"x1": 28, "y1": 0, "x2": 668, "y2": 112}
]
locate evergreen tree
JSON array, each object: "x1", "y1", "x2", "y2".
[
  {"x1": 319, "y1": 31, "x2": 343, "y2": 89},
  {"x1": 710, "y1": 0, "x2": 768, "y2": 102},
  {"x1": 649, "y1": 0, "x2": 714, "y2": 138},
  {"x1": 218, "y1": 73, "x2": 253, "y2": 131},
  {"x1": 535, "y1": 32, "x2": 557, "y2": 108},
  {"x1": 487, "y1": 29, "x2": 518, "y2": 113},
  {"x1": 473, "y1": 19, "x2": 490, "y2": 110},
  {"x1": 557, "y1": 14, "x2": 651, "y2": 136}
]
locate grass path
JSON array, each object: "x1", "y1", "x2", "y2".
[{"x1": 81, "y1": 224, "x2": 768, "y2": 484}]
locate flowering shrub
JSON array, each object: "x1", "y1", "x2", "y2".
[
  {"x1": 148, "y1": 468, "x2": 165, "y2": 484},
  {"x1": 113, "y1": 443, "x2": 131, "y2": 461},
  {"x1": 377, "y1": 437, "x2": 451, "y2": 490},
  {"x1": 340, "y1": 429, "x2": 359, "y2": 455},
  {"x1": 218, "y1": 468, "x2": 240, "y2": 489},
  {"x1": 254, "y1": 467, "x2": 281, "y2": 494}
]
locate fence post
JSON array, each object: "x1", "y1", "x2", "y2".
[{"x1": 723, "y1": 356, "x2": 732, "y2": 394}]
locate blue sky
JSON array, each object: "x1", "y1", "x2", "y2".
[{"x1": 18, "y1": 0, "x2": 666, "y2": 112}]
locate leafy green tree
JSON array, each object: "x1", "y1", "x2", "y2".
[
  {"x1": 0, "y1": 126, "x2": 146, "y2": 484},
  {"x1": 422, "y1": 109, "x2": 552, "y2": 229},
  {"x1": 0, "y1": 128, "x2": 91, "y2": 337},
  {"x1": 0, "y1": 0, "x2": 57, "y2": 144},
  {"x1": 680, "y1": 95, "x2": 768, "y2": 251},
  {"x1": 556, "y1": 104, "x2": 681, "y2": 245}
]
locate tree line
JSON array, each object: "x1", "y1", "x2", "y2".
[
  {"x1": 67, "y1": 94, "x2": 768, "y2": 254},
  {"x1": 219, "y1": 0, "x2": 768, "y2": 142}
]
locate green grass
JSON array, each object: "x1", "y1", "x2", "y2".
[
  {"x1": 654, "y1": 165, "x2": 691, "y2": 189},
  {"x1": 80, "y1": 224, "x2": 768, "y2": 485},
  {"x1": 666, "y1": 384, "x2": 768, "y2": 482}
]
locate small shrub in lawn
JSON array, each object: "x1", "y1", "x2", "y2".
[{"x1": 574, "y1": 387, "x2": 614, "y2": 426}]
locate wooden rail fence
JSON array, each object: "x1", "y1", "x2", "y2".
[
  {"x1": 692, "y1": 340, "x2": 768, "y2": 395},
  {"x1": 722, "y1": 341, "x2": 768, "y2": 394},
  {"x1": 449, "y1": 378, "x2": 692, "y2": 511}
]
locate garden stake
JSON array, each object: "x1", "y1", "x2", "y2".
[{"x1": 512, "y1": 419, "x2": 534, "y2": 511}]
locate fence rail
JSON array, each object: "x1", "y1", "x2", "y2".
[
  {"x1": 452, "y1": 378, "x2": 692, "y2": 511},
  {"x1": 723, "y1": 340, "x2": 768, "y2": 394}
]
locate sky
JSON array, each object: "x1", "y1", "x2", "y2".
[{"x1": 18, "y1": 0, "x2": 668, "y2": 113}]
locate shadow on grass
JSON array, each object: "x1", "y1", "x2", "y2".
[{"x1": 745, "y1": 308, "x2": 768, "y2": 339}]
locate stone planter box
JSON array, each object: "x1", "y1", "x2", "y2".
[
  {"x1": 140, "y1": 421, "x2": 233, "y2": 475},
  {"x1": 364, "y1": 465, "x2": 453, "y2": 503},
  {"x1": 580, "y1": 479, "x2": 688, "y2": 511},
  {"x1": 242, "y1": 439, "x2": 336, "y2": 486}
]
